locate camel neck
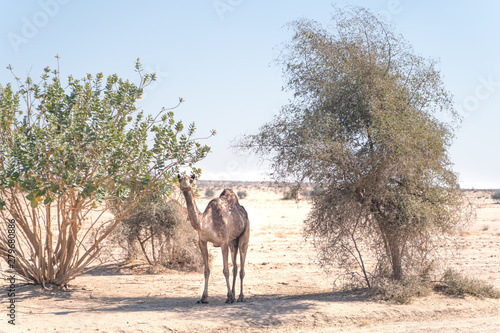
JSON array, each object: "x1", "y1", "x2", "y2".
[{"x1": 182, "y1": 189, "x2": 202, "y2": 230}]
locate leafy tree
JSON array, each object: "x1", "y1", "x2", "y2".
[
  {"x1": 0, "y1": 58, "x2": 213, "y2": 286},
  {"x1": 241, "y1": 7, "x2": 471, "y2": 286}
]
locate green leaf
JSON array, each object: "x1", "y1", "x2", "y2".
[
  {"x1": 26, "y1": 192, "x2": 35, "y2": 202},
  {"x1": 175, "y1": 121, "x2": 184, "y2": 132}
]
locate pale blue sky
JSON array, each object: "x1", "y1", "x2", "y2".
[{"x1": 1, "y1": 0, "x2": 499, "y2": 188}]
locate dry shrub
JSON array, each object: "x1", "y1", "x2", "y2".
[
  {"x1": 373, "y1": 276, "x2": 433, "y2": 304},
  {"x1": 374, "y1": 269, "x2": 500, "y2": 303},
  {"x1": 111, "y1": 200, "x2": 208, "y2": 272},
  {"x1": 438, "y1": 269, "x2": 500, "y2": 299}
]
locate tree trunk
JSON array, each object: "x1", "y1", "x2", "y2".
[
  {"x1": 126, "y1": 231, "x2": 139, "y2": 260},
  {"x1": 150, "y1": 226, "x2": 156, "y2": 263},
  {"x1": 374, "y1": 209, "x2": 404, "y2": 281},
  {"x1": 389, "y1": 236, "x2": 403, "y2": 280}
]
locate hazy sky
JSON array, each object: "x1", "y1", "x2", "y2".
[{"x1": 1, "y1": 0, "x2": 499, "y2": 188}]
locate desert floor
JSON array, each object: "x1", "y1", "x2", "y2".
[{"x1": 2, "y1": 183, "x2": 500, "y2": 333}]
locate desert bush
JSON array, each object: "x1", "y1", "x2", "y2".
[
  {"x1": 374, "y1": 277, "x2": 433, "y2": 304},
  {"x1": 112, "y1": 200, "x2": 206, "y2": 271},
  {"x1": 282, "y1": 186, "x2": 300, "y2": 201},
  {"x1": 438, "y1": 269, "x2": 500, "y2": 299},
  {"x1": 492, "y1": 191, "x2": 500, "y2": 202},
  {"x1": 237, "y1": 191, "x2": 248, "y2": 199},
  {"x1": 0, "y1": 59, "x2": 213, "y2": 286},
  {"x1": 309, "y1": 186, "x2": 322, "y2": 197},
  {"x1": 205, "y1": 188, "x2": 215, "y2": 198}
]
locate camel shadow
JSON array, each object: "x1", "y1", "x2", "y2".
[
  {"x1": 50, "y1": 289, "x2": 370, "y2": 315},
  {"x1": 13, "y1": 281, "x2": 374, "y2": 329}
]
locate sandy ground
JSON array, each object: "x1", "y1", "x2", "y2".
[{"x1": 2, "y1": 184, "x2": 500, "y2": 333}]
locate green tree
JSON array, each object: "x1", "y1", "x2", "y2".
[
  {"x1": 241, "y1": 7, "x2": 471, "y2": 286},
  {"x1": 0, "y1": 59, "x2": 213, "y2": 286}
]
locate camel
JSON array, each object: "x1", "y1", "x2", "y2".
[{"x1": 177, "y1": 174, "x2": 250, "y2": 304}]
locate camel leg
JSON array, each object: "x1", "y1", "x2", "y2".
[
  {"x1": 198, "y1": 239, "x2": 209, "y2": 304},
  {"x1": 229, "y1": 239, "x2": 239, "y2": 297},
  {"x1": 221, "y1": 243, "x2": 235, "y2": 303},
  {"x1": 237, "y1": 225, "x2": 250, "y2": 302}
]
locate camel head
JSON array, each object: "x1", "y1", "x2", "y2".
[{"x1": 177, "y1": 174, "x2": 196, "y2": 192}]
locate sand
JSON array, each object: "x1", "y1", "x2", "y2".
[{"x1": 2, "y1": 184, "x2": 500, "y2": 332}]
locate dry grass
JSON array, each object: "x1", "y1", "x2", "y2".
[
  {"x1": 437, "y1": 269, "x2": 500, "y2": 299},
  {"x1": 373, "y1": 277, "x2": 433, "y2": 304}
]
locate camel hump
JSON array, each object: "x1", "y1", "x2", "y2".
[{"x1": 219, "y1": 189, "x2": 239, "y2": 205}]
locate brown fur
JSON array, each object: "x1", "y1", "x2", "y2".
[{"x1": 177, "y1": 175, "x2": 250, "y2": 303}]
